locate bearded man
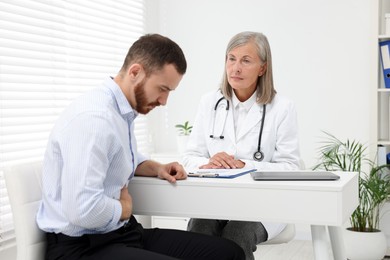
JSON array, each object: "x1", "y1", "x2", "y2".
[{"x1": 37, "y1": 34, "x2": 245, "y2": 260}]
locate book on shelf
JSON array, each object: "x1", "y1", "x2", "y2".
[
  {"x1": 379, "y1": 40, "x2": 390, "y2": 89},
  {"x1": 377, "y1": 145, "x2": 388, "y2": 166},
  {"x1": 377, "y1": 145, "x2": 390, "y2": 178}
]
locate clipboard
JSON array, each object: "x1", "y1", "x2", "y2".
[{"x1": 188, "y1": 168, "x2": 256, "y2": 178}]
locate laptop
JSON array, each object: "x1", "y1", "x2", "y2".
[{"x1": 250, "y1": 171, "x2": 340, "y2": 181}]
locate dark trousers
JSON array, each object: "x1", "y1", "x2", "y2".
[
  {"x1": 188, "y1": 219, "x2": 268, "y2": 260},
  {"x1": 45, "y1": 216, "x2": 245, "y2": 260}
]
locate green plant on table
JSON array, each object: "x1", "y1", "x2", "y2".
[
  {"x1": 313, "y1": 131, "x2": 390, "y2": 232},
  {"x1": 175, "y1": 121, "x2": 193, "y2": 136}
]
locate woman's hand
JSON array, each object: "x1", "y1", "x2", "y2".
[{"x1": 200, "y1": 152, "x2": 245, "y2": 169}]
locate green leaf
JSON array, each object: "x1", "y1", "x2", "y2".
[
  {"x1": 313, "y1": 131, "x2": 390, "y2": 231},
  {"x1": 175, "y1": 121, "x2": 193, "y2": 135}
]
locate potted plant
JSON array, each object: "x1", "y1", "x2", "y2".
[
  {"x1": 175, "y1": 121, "x2": 193, "y2": 136},
  {"x1": 313, "y1": 132, "x2": 390, "y2": 260},
  {"x1": 175, "y1": 121, "x2": 192, "y2": 154}
]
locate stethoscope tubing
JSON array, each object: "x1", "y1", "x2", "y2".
[
  {"x1": 210, "y1": 96, "x2": 266, "y2": 161},
  {"x1": 255, "y1": 105, "x2": 266, "y2": 161},
  {"x1": 209, "y1": 97, "x2": 229, "y2": 139}
]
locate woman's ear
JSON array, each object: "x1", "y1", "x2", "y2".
[{"x1": 259, "y1": 63, "x2": 267, "y2": 76}]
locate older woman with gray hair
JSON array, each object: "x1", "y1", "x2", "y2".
[{"x1": 183, "y1": 31, "x2": 301, "y2": 260}]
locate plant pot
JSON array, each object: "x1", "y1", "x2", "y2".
[
  {"x1": 176, "y1": 135, "x2": 189, "y2": 154},
  {"x1": 344, "y1": 227, "x2": 387, "y2": 260}
]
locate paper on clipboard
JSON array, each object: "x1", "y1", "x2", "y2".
[{"x1": 187, "y1": 168, "x2": 256, "y2": 178}]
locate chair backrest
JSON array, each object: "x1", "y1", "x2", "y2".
[{"x1": 4, "y1": 161, "x2": 45, "y2": 260}]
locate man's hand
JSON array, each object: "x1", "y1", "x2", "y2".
[
  {"x1": 200, "y1": 152, "x2": 245, "y2": 169},
  {"x1": 119, "y1": 185, "x2": 132, "y2": 221},
  {"x1": 156, "y1": 162, "x2": 187, "y2": 183}
]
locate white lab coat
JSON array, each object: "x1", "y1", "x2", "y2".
[
  {"x1": 183, "y1": 90, "x2": 301, "y2": 170},
  {"x1": 183, "y1": 90, "x2": 301, "y2": 240}
]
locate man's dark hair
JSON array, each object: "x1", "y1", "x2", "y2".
[{"x1": 120, "y1": 34, "x2": 187, "y2": 76}]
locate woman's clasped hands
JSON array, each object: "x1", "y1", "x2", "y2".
[{"x1": 200, "y1": 152, "x2": 245, "y2": 169}]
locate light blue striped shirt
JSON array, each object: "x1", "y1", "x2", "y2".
[{"x1": 36, "y1": 77, "x2": 147, "y2": 236}]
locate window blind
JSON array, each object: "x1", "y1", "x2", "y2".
[{"x1": 0, "y1": 0, "x2": 148, "y2": 251}]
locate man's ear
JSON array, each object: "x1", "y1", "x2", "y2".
[{"x1": 128, "y1": 63, "x2": 145, "y2": 81}]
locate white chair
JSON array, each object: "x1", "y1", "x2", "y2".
[
  {"x1": 260, "y1": 223, "x2": 296, "y2": 245},
  {"x1": 4, "y1": 161, "x2": 45, "y2": 260},
  {"x1": 254, "y1": 224, "x2": 296, "y2": 260}
]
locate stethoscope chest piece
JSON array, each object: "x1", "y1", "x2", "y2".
[{"x1": 253, "y1": 151, "x2": 264, "y2": 161}]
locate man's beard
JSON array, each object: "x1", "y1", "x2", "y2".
[{"x1": 134, "y1": 81, "x2": 160, "y2": 114}]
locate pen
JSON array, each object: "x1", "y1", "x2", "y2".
[{"x1": 188, "y1": 172, "x2": 219, "y2": 178}]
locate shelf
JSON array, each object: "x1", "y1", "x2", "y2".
[
  {"x1": 379, "y1": 35, "x2": 390, "y2": 40},
  {"x1": 378, "y1": 140, "x2": 390, "y2": 146},
  {"x1": 369, "y1": 1, "x2": 390, "y2": 156},
  {"x1": 377, "y1": 0, "x2": 390, "y2": 147}
]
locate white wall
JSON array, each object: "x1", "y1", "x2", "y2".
[{"x1": 145, "y1": 0, "x2": 377, "y2": 169}]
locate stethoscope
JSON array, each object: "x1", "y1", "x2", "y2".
[{"x1": 209, "y1": 97, "x2": 267, "y2": 162}]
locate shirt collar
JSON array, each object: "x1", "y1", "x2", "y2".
[
  {"x1": 104, "y1": 76, "x2": 138, "y2": 121},
  {"x1": 232, "y1": 90, "x2": 257, "y2": 111}
]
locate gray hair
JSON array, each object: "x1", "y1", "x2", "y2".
[{"x1": 219, "y1": 31, "x2": 276, "y2": 104}]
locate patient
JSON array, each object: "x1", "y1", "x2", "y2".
[
  {"x1": 36, "y1": 33, "x2": 245, "y2": 260},
  {"x1": 183, "y1": 31, "x2": 301, "y2": 260}
]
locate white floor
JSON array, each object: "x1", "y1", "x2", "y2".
[
  {"x1": 255, "y1": 240, "x2": 390, "y2": 260},
  {"x1": 255, "y1": 240, "x2": 318, "y2": 260}
]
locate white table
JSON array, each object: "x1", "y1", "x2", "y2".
[{"x1": 128, "y1": 172, "x2": 358, "y2": 260}]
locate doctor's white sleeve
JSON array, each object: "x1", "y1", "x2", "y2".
[{"x1": 182, "y1": 95, "x2": 211, "y2": 169}]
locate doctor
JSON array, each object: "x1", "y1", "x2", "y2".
[{"x1": 183, "y1": 31, "x2": 301, "y2": 260}]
